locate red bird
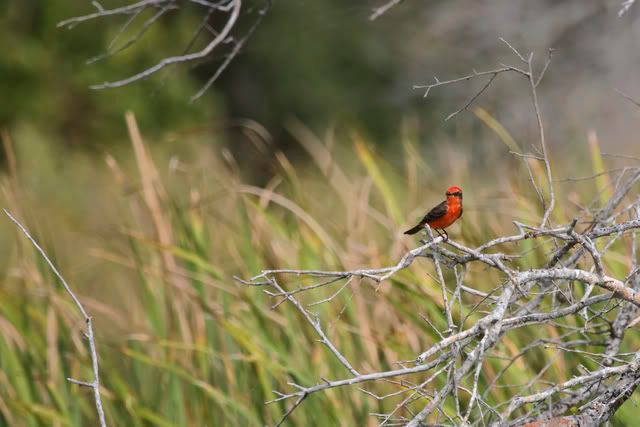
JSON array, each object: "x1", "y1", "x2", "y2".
[{"x1": 404, "y1": 186, "x2": 463, "y2": 240}]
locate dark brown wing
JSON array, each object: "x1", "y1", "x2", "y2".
[
  {"x1": 421, "y1": 200, "x2": 448, "y2": 223},
  {"x1": 404, "y1": 200, "x2": 448, "y2": 235}
]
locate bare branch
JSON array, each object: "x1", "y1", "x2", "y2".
[
  {"x1": 414, "y1": 39, "x2": 556, "y2": 227},
  {"x1": 59, "y1": 0, "x2": 270, "y2": 99},
  {"x1": 243, "y1": 212, "x2": 640, "y2": 424},
  {"x1": 369, "y1": 0, "x2": 404, "y2": 21},
  {"x1": 615, "y1": 87, "x2": 640, "y2": 109},
  {"x1": 413, "y1": 66, "x2": 527, "y2": 101},
  {"x1": 90, "y1": 0, "x2": 241, "y2": 90},
  {"x1": 444, "y1": 73, "x2": 498, "y2": 121},
  {"x1": 619, "y1": 0, "x2": 636, "y2": 17},
  {"x1": 58, "y1": 0, "x2": 170, "y2": 28},
  {"x1": 237, "y1": 38, "x2": 640, "y2": 425},
  {"x1": 4, "y1": 210, "x2": 108, "y2": 427},
  {"x1": 190, "y1": 0, "x2": 271, "y2": 102},
  {"x1": 501, "y1": 361, "x2": 635, "y2": 420},
  {"x1": 262, "y1": 277, "x2": 359, "y2": 376},
  {"x1": 525, "y1": 49, "x2": 555, "y2": 228},
  {"x1": 267, "y1": 352, "x2": 452, "y2": 405}
]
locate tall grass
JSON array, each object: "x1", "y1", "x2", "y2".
[{"x1": 0, "y1": 116, "x2": 638, "y2": 426}]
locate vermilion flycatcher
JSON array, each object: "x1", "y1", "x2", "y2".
[{"x1": 404, "y1": 186, "x2": 463, "y2": 240}]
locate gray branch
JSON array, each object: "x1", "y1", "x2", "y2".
[
  {"x1": 59, "y1": 0, "x2": 272, "y2": 100},
  {"x1": 4, "y1": 210, "x2": 108, "y2": 427},
  {"x1": 237, "y1": 38, "x2": 640, "y2": 426}
]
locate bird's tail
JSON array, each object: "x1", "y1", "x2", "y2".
[{"x1": 404, "y1": 223, "x2": 423, "y2": 235}]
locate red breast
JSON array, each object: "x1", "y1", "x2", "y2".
[{"x1": 428, "y1": 186, "x2": 463, "y2": 229}]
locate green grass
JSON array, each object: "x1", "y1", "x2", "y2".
[{"x1": 0, "y1": 115, "x2": 639, "y2": 426}]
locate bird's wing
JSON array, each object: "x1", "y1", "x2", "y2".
[{"x1": 420, "y1": 200, "x2": 448, "y2": 223}]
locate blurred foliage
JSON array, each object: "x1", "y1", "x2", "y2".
[
  {"x1": 1, "y1": 114, "x2": 639, "y2": 425},
  {"x1": 0, "y1": 1, "x2": 223, "y2": 148},
  {"x1": 0, "y1": 1, "x2": 429, "y2": 154},
  {"x1": 219, "y1": 1, "x2": 405, "y2": 140},
  {"x1": 2, "y1": 2, "x2": 640, "y2": 426}
]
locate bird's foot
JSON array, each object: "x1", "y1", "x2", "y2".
[{"x1": 435, "y1": 229, "x2": 449, "y2": 242}]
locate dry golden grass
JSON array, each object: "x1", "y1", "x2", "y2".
[{"x1": 0, "y1": 114, "x2": 638, "y2": 426}]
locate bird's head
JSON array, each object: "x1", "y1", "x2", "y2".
[{"x1": 445, "y1": 186, "x2": 463, "y2": 199}]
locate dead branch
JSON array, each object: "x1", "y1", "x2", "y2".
[
  {"x1": 4, "y1": 210, "x2": 108, "y2": 427},
  {"x1": 370, "y1": 0, "x2": 405, "y2": 21},
  {"x1": 59, "y1": 0, "x2": 271, "y2": 100},
  {"x1": 240, "y1": 212, "x2": 640, "y2": 424},
  {"x1": 239, "y1": 39, "x2": 640, "y2": 426},
  {"x1": 413, "y1": 39, "x2": 555, "y2": 228},
  {"x1": 619, "y1": 0, "x2": 636, "y2": 16}
]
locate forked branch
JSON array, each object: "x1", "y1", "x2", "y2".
[
  {"x1": 414, "y1": 39, "x2": 555, "y2": 227},
  {"x1": 59, "y1": 0, "x2": 272, "y2": 100},
  {"x1": 238, "y1": 38, "x2": 640, "y2": 427}
]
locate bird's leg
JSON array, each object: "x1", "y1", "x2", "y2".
[
  {"x1": 435, "y1": 229, "x2": 448, "y2": 242},
  {"x1": 425, "y1": 225, "x2": 438, "y2": 241}
]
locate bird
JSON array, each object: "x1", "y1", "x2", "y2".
[{"x1": 404, "y1": 186, "x2": 463, "y2": 241}]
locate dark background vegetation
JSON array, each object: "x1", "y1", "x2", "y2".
[{"x1": 3, "y1": 1, "x2": 640, "y2": 155}]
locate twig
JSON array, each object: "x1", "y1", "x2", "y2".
[
  {"x1": 263, "y1": 277, "x2": 359, "y2": 376},
  {"x1": 501, "y1": 361, "x2": 636, "y2": 420},
  {"x1": 414, "y1": 39, "x2": 556, "y2": 227},
  {"x1": 58, "y1": 0, "x2": 169, "y2": 28},
  {"x1": 90, "y1": 0, "x2": 241, "y2": 89},
  {"x1": 4, "y1": 209, "x2": 108, "y2": 427},
  {"x1": 59, "y1": 0, "x2": 270, "y2": 99},
  {"x1": 267, "y1": 352, "x2": 452, "y2": 405},
  {"x1": 369, "y1": 0, "x2": 404, "y2": 21},
  {"x1": 426, "y1": 227, "x2": 455, "y2": 332},
  {"x1": 444, "y1": 73, "x2": 498, "y2": 121},
  {"x1": 619, "y1": 0, "x2": 636, "y2": 17},
  {"x1": 413, "y1": 66, "x2": 527, "y2": 101},
  {"x1": 524, "y1": 47, "x2": 555, "y2": 228},
  {"x1": 190, "y1": 0, "x2": 271, "y2": 102},
  {"x1": 615, "y1": 87, "x2": 640, "y2": 109}
]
